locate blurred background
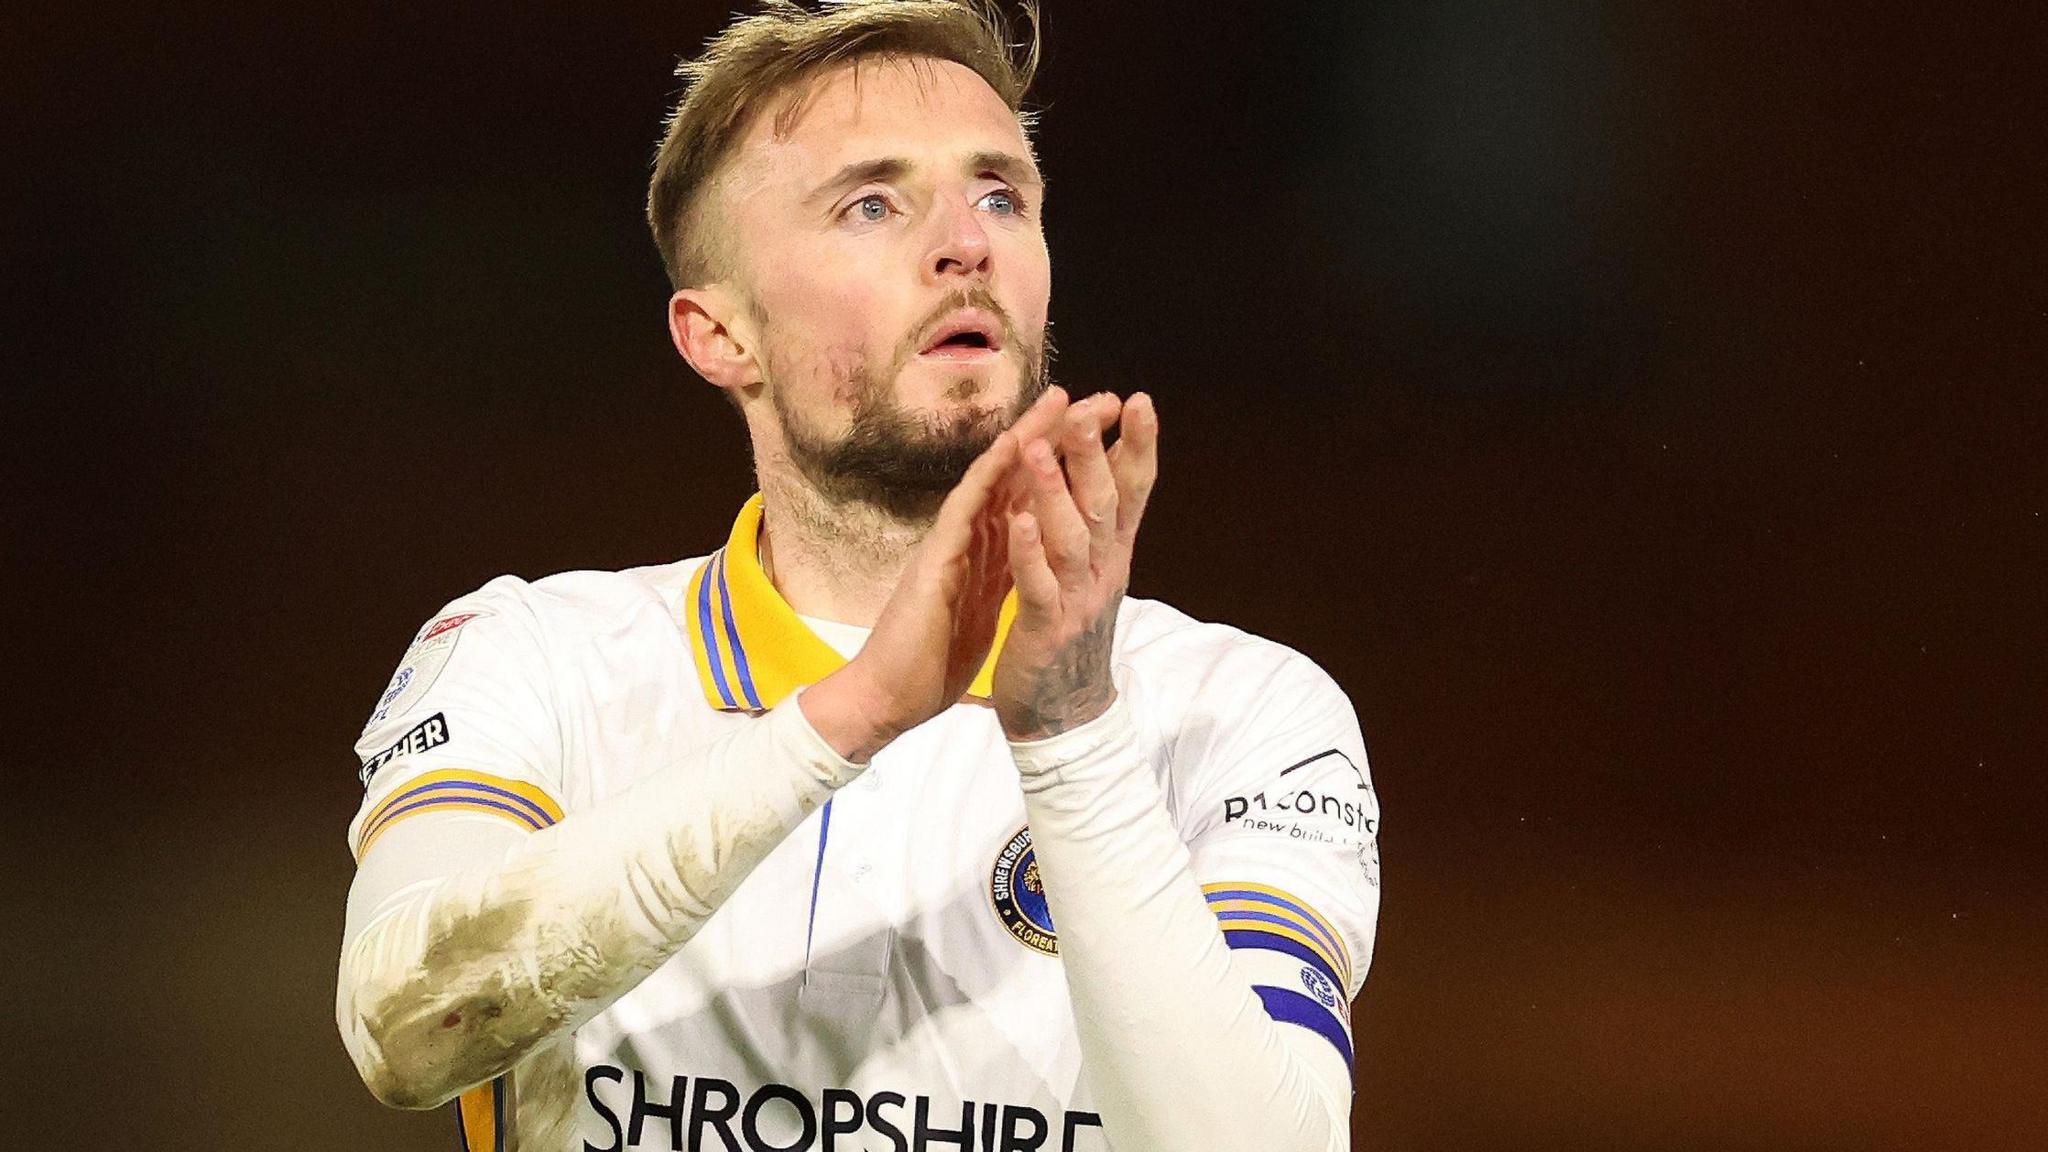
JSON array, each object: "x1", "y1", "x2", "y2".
[{"x1": 5, "y1": 2, "x2": 2043, "y2": 1149}]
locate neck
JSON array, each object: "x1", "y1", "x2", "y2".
[{"x1": 755, "y1": 463, "x2": 932, "y2": 628}]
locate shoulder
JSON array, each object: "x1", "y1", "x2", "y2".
[
  {"x1": 352, "y1": 555, "x2": 715, "y2": 794},
  {"x1": 362, "y1": 558, "x2": 711, "y2": 717},
  {"x1": 436, "y1": 556, "x2": 711, "y2": 645},
  {"x1": 1116, "y1": 595, "x2": 1355, "y2": 718},
  {"x1": 1115, "y1": 596, "x2": 1367, "y2": 801}
]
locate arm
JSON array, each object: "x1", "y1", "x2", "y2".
[
  {"x1": 994, "y1": 395, "x2": 1369, "y2": 1151},
  {"x1": 1011, "y1": 681, "x2": 1372, "y2": 1152},
  {"x1": 340, "y1": 426, "x2": 1032, "y2": 1109},
  {"x1": 339, "y1": 686, "x2": 864, "y2": 1108}
]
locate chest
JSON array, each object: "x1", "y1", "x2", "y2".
[
  {"x1": 568, "y1": 681, "x2": 1079, "y2": 1081},
  {"x1": 682, "y1": 711, "x2": 1061, "y2": 1002}
]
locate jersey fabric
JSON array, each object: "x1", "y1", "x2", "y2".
[{"x1": 348, "y1": 494, "x2": 1382, "y2": 1152}]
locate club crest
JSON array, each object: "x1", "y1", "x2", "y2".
[{"x1": 989, "y1": 826, "x2": 1057, "y2": 956}]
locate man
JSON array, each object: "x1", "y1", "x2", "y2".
[{"x1": 337, "y1": 3, "x2": 1381, "y2": 1150}]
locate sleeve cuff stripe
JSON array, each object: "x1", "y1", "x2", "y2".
[
  {"x1": 1203, "y1": 885, "x2": 1351, "y2": 973},
  {"x1": 1223, "y1": 928, "x2": 1345, "y2": 992},
  {"x1": 356, "y1": 771, "x2": 563, "y2": 860},
  {"x1": 1209, "y1": 898, "x2": 1346, "y2": 970},
  {"x1": 366, "y1": 781, "x2": 554, "y2": 834},
  {"x1": 367, "y1": 792, "x2": 550, "y2": 838},
  {"x1": 1215, "y1": 912, "x2": 1349, "y2": 984},
  {"x1": 1254, "y1": 985, "x2": 1353, "y2": 1068},
  {"x1": 356, "y1": 796, "x2": 553, "y2": 858},
  {"x1": 364, "y1": 770, "x2": 563, "y2": 830}
]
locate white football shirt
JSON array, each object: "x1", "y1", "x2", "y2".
[{"x1": 348, "y1": 495, "x2": 1381, "y2": 1152}]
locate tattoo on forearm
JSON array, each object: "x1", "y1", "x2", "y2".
[{"x1": 1005, "y1": 607, "x2": 1119, "y2": 741}]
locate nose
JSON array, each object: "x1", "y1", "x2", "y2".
[{"x1": 926, "y1": 193, "x2": 992, "y2": 282}]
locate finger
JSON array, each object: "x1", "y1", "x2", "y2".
[
  {"x1": 1005, "y1": 385, "x2": 1070, "y2": 452},
  {"x1": 1000, "y1": 389, "x2": 1090, "y2": 515},
  {"x1": 1022, "y1": 436, "x2": 1092, "y2": 593},
  {"x1": 994, "y1": 445, "x2": 1034, "y2": 520},
  {"x1": 934, "y1": 431, "x2": 1020, "y2": 543},
  {"x1": 1058, "y1": 400, "x2": 1120, "y2": 557},
  {"x1": 1006, "y1": 510, "x2": 1062, "y2": 628},
  {"x1": 969, "y1": 502, "x2": 1014, "y2": 606},
  {"x1": 957, "y1": 512, "x2": 1013, "y2": 652},
  {"x1": 1033, "y1": 392, "x2": 1120, "y2": 469},
  {"x1": 1109, "y1": 392, "x2": 1158, "y2": 545},
  {"x1": 1053, "y1": 391, "x2": 1122, "y2": 451},
  {"x1": 940, "y1": 440, "x2": 1020, "y2": 645}
]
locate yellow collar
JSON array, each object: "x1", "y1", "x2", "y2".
[{"x1": 683, "y1": 494, "x2": 1017, "y2": 712}]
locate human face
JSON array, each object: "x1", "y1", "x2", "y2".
[{"x1": 720, "y1": 56, "x2": 1052, "y2": 513}]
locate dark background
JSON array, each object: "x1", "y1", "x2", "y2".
[{"x1": 6, "y1": 3, "x2": 2043, "y2": 1149}]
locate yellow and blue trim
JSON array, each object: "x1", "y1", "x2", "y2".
[
  {"x1": 1204, "y1": 881, "x2": 1353, "y2": 991},
  {"x1": 684, "y1": 494, "x2": 1017, "y2": 713},
  {"x1": 456, "y1": 1075, "x2": 506, "y2": 1152},
  {"x1": 355, "y1": 769, "x2": 564, "y2": 859},
  {"x1": 1206, "y1": 881, "x2": 1355, "y2": 1065},
  {"x1": 688, "y1": 547, "x2": 765, "y2": 711}
]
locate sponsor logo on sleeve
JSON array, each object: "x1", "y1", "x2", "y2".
[
  {"x1": 989, "y1": 826, "x2": 1058, "y2": 956},
  {"x1": 1219, "y1": 748, "x2": 1378, "y2": 848},
  {"x1": 361, "y1": 610, "x2": 488, "y2": 733},
  {"x1": 359, "y1": 712, "x2": 451, "y2": 787}
]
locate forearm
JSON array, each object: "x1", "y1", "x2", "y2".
[
  {"x1": 338, "y1": 688, "x2": 864, "y2": 1109},
  {"x1": 1013, "y1": 696, "x2": 1349, "y2": 1152}
]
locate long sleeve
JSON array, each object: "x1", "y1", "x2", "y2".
[
  {"x1": 336, "y1": 689, "x2": 863, "y2": 1109},
  {"x1": 1012, "y1": 693, "x2": 1362, "y2": 1152}
]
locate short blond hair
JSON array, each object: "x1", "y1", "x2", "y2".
[{"x1": 647, "y1": 0, "x2": 1042, "y2": 291}]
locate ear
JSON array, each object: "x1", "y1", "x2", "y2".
[{"x1": 668, "y1": 285, "x2": 762, "y2": 396}]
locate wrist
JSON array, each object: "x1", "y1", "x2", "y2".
[
  {"x1": 802, "y1": 663, "x2": 901, "y2": 764},
  {"x1": 1006, "y1": 690, "x2": 1134, "y2": 780},
  {"x1": 996, "y1": 681, "x2": 1118, "y2": 743}
]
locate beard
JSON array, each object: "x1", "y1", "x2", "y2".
[{"x1": 769, "y1": 290, "x2": 1054, "y2": 523}]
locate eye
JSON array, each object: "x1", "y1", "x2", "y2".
[
  {"x1": 845, "y1": 193, "x2": 893, "y2": 223},
  {"x1": 979, "y1": 188, "x2": 1025, "y2": 216}
]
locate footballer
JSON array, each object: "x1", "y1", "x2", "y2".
[{"x1": 337, "y1": 3, "x2": 1382, "y2": 1150}]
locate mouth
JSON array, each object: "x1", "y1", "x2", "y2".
[{"x1": 917, "y1": 310, "x2": 1005, "y2": 361}]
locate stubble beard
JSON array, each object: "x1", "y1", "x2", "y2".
[{"x1": 771, "y1": 312, "x2": 1054, "y2": 525}]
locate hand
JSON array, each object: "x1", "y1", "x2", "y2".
[
  {"x1": 798, "y1": 388, "x2": 1111, "y2": 760},
  {"x1": 992, "y1": 391, "x2": 1160, "y2": 741},
  {"x1": 800, "y1": 388, "x2": 1129, "y2": 760},
  {"x1": 801, "y1": 426, "x2": 1019, "y2": 762}
]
